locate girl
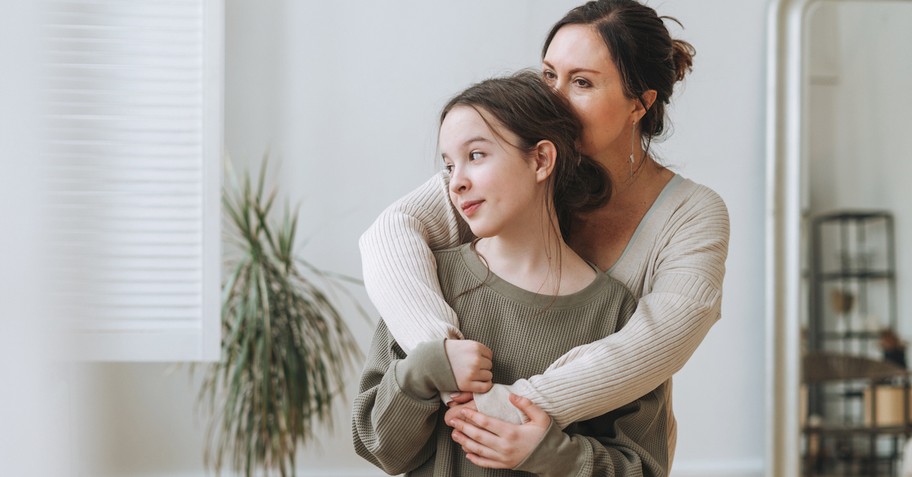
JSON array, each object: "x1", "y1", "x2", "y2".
[{"x1": 352, "y1": 71, "x2": 668, "y2": 476}]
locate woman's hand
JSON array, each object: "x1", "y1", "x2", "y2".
[
  {"x1": 444, "y1": 339, "x2": 494, "y2": 393},
  {"x1": 444, "y1": 397, "x2": 477, "y2": 424},
  {"x1": 447, "y1": 394, "x2": 551, "y2": 469}
]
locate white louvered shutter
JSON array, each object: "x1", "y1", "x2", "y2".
[{"x1": 44, "y1": 0, "x2": 222, "y2": 361}]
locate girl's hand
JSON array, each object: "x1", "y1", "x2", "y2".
[
  {"x1": 447, "y1": 394, "x2": 551, "y2": 469},
  {"x1": 447, "y1": 391, "x2": 474, "y2": 405},
  {"x1": 444, "y1": 339, "x2": 494, "y2": 393}
]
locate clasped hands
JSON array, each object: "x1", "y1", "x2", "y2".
[{"x1": 443, "y1": 339, "x2": 552, "y2": 469}]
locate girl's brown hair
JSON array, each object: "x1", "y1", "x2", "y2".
[{"x1": 440, "y1": 70, "x2": 609, "y2": 239}]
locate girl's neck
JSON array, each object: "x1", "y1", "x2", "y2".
[{"x1": 474, "y1": 225, "x2": 595, "y2": 296}]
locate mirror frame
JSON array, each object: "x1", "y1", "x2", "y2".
[
  {"x1": 765, "y1": 0, "x2": 909, "y2": 475},
  {"x1": 765, "y1": 1, "x2": 813, "y2": 476}
]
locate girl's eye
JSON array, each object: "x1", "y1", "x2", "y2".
[
  {"x1": 469, "y1": 151, "x2": 483, "y2": 161},
  {"x1": 443, "y1": 163, "x2": 454, "y2": 174}
]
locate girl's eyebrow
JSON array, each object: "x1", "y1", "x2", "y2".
[
  {"x1": 463, "y1": 136, "x2": 492, "y2": 147},
  {"x1": 441, "y1": 136, "x2": 492, "y2": 160}
]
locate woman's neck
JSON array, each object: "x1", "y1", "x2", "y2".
[
  {"x1": 569, "y1": 145, "x2": 674, "y2": 271},
  {"x1": 593, "y1": 142, "x2": 669, "y2": 208}
]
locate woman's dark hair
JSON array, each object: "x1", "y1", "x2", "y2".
[
  {"x1": 440, "y1": 70, "x2": 610, "y2": 239},
  {"x1": 543, "y1": 0, "x2": 695, "y2": 151}
]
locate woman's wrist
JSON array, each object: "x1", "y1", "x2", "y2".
[{"x1": 473, "y1": 383, "x2": 527, "y2": 424}]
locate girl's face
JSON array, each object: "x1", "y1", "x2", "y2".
[
  {"x1": 542, "y1": 24, "x2": 641, "y2": 160},
  {"x1": 439, "y1": 106, "x2": 546, "y2": 239}
]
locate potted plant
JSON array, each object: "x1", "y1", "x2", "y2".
[{"x1": 198, "y1": 159, "x2": 365, "y2": 476}]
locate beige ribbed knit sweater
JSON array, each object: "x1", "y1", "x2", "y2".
[
  {"x1": 358, "y1": 172, "x2": 730, "y2": 461},
  {"x1": 353, "y1": 245, "x2": 668, "y2": 476}
]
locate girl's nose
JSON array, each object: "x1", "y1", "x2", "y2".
[{"x1": 449, "y1": 168, "x2": 469, "y2": 193}]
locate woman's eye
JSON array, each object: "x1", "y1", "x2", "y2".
[
  {"x1": 469, "y1": 151, "x2": 483, "y2": 161},
  {"x1": 573, "y1": 77, "x2": 592, "y2": 88},
  {"x1": 542, "y1": 70, "x2": 557, "y2": 82}
]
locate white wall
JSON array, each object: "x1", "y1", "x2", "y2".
[
  {"x1": 1, "y1": 3, "x2": 69, "y2": 476},
  {"x1": 75, "y1": 1, "x2": 771, "y2": 476}
]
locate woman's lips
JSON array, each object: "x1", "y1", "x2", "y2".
[{"x1": 461, "y1": 200, "x2": 483, "y2": 217}]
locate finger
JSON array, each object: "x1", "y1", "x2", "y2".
[
  {"x1": 445, "y1": 406, "x2": 468, "y2": 424},
  {"x1": 448, "y1": 392, "x2": 474, "y2": 404},
  {"x1": 465, "y1": 452, "x2": 511, "y2": 470},
  {"x1": 469, "y1": 355, "x2": 492, "y2": 373},
  {"x1": 461, "y1": 408, "x2": 510, "y2": 439},
  {"x1": 508, "y1": 393, "x2": 550, "y2": 423},
  {"x1": 451, "y1": 428, "x2": 479, "y2": 449},
  {"x1": 462, "y1": 380, "x2": 493, "y2": 393},
  {"x1": 451, "y1": 413, "x2": 500, "y2": 446},
  {"x1": 471, "y1": 370, "x2": 493, "y2": 382},
  {"x1": 474, "y1": 380, "x2": 494, "y2": 393},
  {"x1": 451, "y1": 430, "x2": 502, "y2": 464},
  {"x1": 472, "y1": 341, "x2": 494, "y2": 360}
]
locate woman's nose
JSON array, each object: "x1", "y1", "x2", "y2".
[{"x1": 552, "y1": 77, "x2": 568, "y2": 95}]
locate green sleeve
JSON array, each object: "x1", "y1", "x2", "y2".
[
  {"x1": 351, "y1": 323, "x2": 457, "y2": 475},
  {"x1": 514, "y1": 398, "x2": 667, "y2": 477}
]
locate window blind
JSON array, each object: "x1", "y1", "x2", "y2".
[{"x1": 44, "y1": 0, "x2": 222, "y2": 361}]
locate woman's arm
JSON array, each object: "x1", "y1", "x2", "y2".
[
  {"x1": 503, "y1": 190, "x2": 730, "y2": 428},
  {"x1": 358, "y1": 172, "x2": 472, "y2": 352},
  {"x1": 351, "y1": 322, "x2": 457, "y2": 475},
  {"x1": 359, "y1": 172, "x2": 494, "y2": 393}
]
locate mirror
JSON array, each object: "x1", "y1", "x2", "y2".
[{"x1": 767, "y1": 1, "x2": 912, "y2": 476}]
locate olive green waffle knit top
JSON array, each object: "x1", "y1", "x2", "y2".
[{"x1": 352, "y1": 244, "x2": 669, "y2": 477}]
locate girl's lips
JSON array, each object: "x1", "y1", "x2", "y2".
[{"x1": 461, "y1": 200, "x2": 483, "y2": 217}]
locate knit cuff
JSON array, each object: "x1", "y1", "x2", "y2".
[
  {"x1": 394, "y1": 339, "x2": 458, "y2": 400},
  {"x1": 514, "y1": 419, "x2": 583, "y2": 477},
  {"x1": 473, "y1": 383, "x2": 527, "y2": 424}
]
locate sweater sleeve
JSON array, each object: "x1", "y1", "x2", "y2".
[
  {"x1": 358, "y1": 172, "x2": 472, "y2": 353},
  {"x1": 351, "y1": 324, "x2": 458, "y2": 475},
  {"x1": 515, "y1": 408, "x2": 666, "y2": 477},
  {"x1": 508, "y1": 190, "x2": 730, "y2": 428}
]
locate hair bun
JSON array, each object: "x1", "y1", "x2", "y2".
[{"x1": 671, "y1": 39, "x2": 695, "y2": 82}]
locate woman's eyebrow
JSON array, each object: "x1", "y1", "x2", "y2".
[{"x1": 543, "y1": 60, "x2": 602, "y2": 76}]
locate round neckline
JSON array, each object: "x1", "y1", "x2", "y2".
[{"x1": 457, "y1": 244, "x2": 611, "y2": 309}]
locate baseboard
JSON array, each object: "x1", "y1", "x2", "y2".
[
  {"x1": 116, "y1": 460, "x2": 766, "y2": 477},
  {"x1": 147, "y1": 470, "x2": 387, "y2": 477},
  {"x1": 672, "y1": 458, "x2": 765, "y2": 477},
  {"x1": 287, "y1": 471, "x2": 386, "y2": 477}
]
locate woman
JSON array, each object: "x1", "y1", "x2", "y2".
[
  {"x1": 353, "y1": 71, "x2": 667, "y2": 477},
  {"x1": 359, "y1": 0, "x2": 729, "y2": 469}
]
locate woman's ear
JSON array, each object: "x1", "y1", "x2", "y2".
[
  {"x1": 533, "y1": 140, "x2": 557, "y2": 183},
  {"x1": 632, "y1": 89, "x2": 658, "y2": 122}
]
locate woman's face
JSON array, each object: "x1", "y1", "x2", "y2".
[{"x1": 542, "y1": 24, "x2": 640, "y2": 160}]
